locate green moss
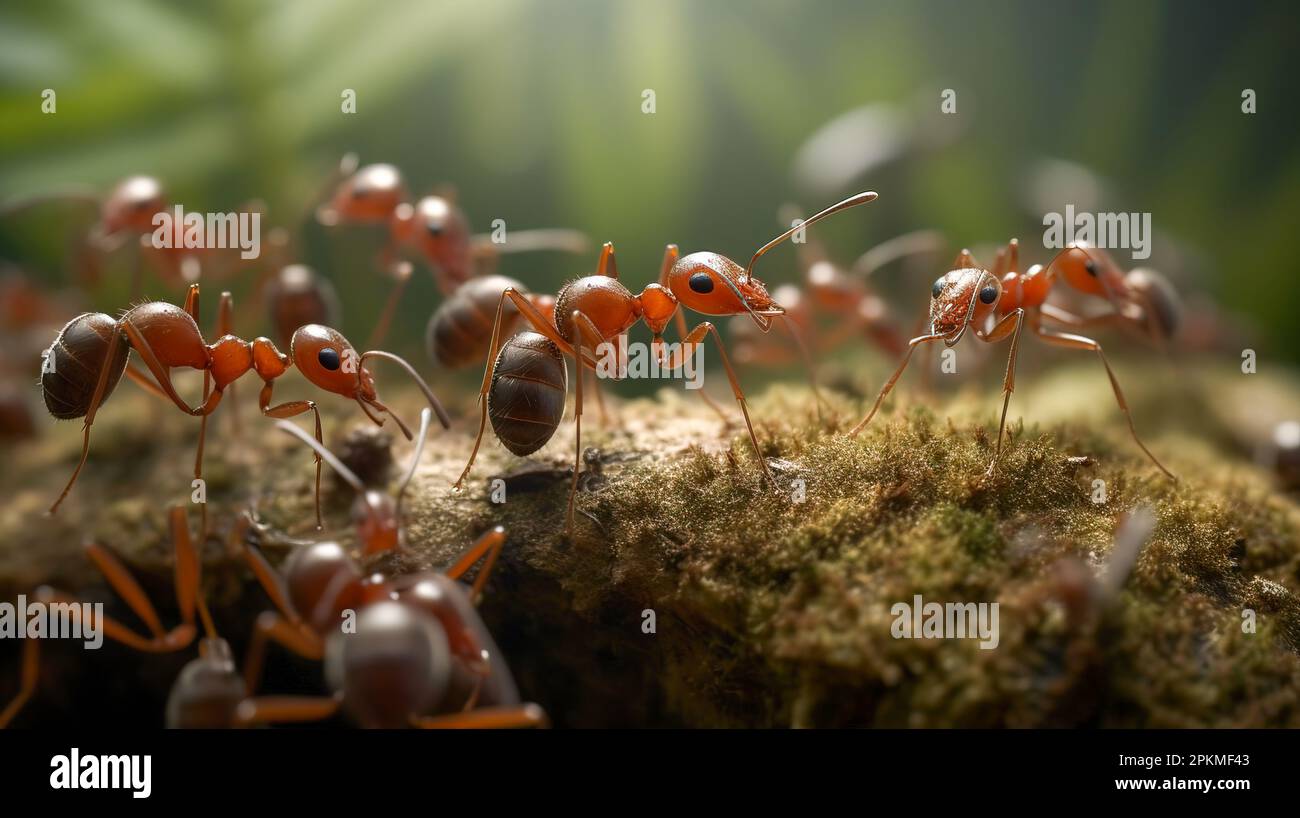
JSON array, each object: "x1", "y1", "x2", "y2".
[{"x1": 1, "y1": 362, "x2": 1298, "y2": 727}]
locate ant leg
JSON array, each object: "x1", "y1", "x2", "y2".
[
  {"x1": 656, "y1": 243, "x2": 729, "y2": 424},
  {"x1": 595, "y1": 241, "x2": 618, "y2": 278},
  {"x1": 1032, "y1": 325, "x2": 1176, "y2": 480},
  {"x1": 443, "y1": 526, "x2": 506, "y2": 603},
  {"x1": 660, "y1": 322, "x2": 776, "y2": 485},
  {"x1": 366, "y1": 261, "x2": 413, "y2": 349},
  {"x1": 410, "y1": 703, "x2": 549, "y2": 729},
  {"x1": 216, "y1": 290, "x2": 243, "y2": 443},
  {"x1": 40, "y1": 584, "x2": 195, "y2": 653},
  {"x1": 48, "y1": 325, "x2": 125, "y2": 514},
  {"x1": 259, "y1": 383, "x2": 324, "y2": 528},
  {"x1": 847, "y1": 333, "x2": 945, "y2": 436},
  {"x1": 0, "y1": 619, "x2": 42, "y2": 728},
  {"x1": 674, "y1": 309, "x2": 730, "y2": 423},
  {"x1": 566, "y1": 312, "x2": 607, "y2": 532},
  {"x1": 236, "y1": 694, "x2": 341, "y2": 727},
  {"x1": 776, "y1": 315, "x2": 825, "y2": 422},
  {"x1": 168, "y1": 506, "x2": 215, "y2": 639},
  {"x1": 119, "y1": 319, "x2": 223, "y2": 416},
  {"x1": 242, "y1": 611, "x2": 325, "y2": 694},
  {"x1": 454, "y1": 288, "x2": 593, "y2": 491},
  {"x1": 586, "y1": 361, "x2": 609, "y2": 425},
  {"x1": 976, "y1": 309, "x2": 1026, "y2": 476}
]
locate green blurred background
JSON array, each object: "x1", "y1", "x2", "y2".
[{"x1": 1, "y1": 0, "x2": 1297, "y2": 367}]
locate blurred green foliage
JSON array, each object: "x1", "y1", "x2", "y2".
[{"x1": 1, "y1": 0, "x2": 1297, "y2": 363}]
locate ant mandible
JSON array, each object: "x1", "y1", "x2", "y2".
[
  {"x1": 230, "y1": 410, "x2": 545, "y2": 728},
  {"x1": 452, "y1": 191, "x2": 879, "y2": 532},
  {"x1": 41, "y1": 283, "x2": 450, "y2": 527},
  {"x1": 849, "y1": 243, "x2": 1176, "y2": 480},
  {"x1": 318, "y1": 158, "x2": 588, "y2": 348}
]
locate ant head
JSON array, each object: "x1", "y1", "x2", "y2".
[
  {"x1": 392, "y1": 195, "x2": 473, "y2": 279},
  {"x1": 930, "y1": 266, "x2": 1001, "y2": 344},
  {"x1": 319, "y1": 163, "x2": 406, "y2": 225},
  {"x1": 668, "y1": 252, "x2": 784, "y2": 328},
  {"x1": 323, "y1": 601, "x2": 452, "y2": 729},
  {"x1": 1124, "y1": 268, "x2": 1183, "y2": 341},
  {"x1": 636, "y1": 283, "x2": 678, "y2": 339},
  {"x1": 291, "y1": 324, "x2": 376, "y2": 402},
  {"x1": 101, "y1": 176, "x2": 166, "y2": 236},
  {"x1": 1055, "y1": 242, "x2": 1125, "y2": 299}
]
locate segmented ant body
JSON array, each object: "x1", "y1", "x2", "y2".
[
  {"x1": 40, "y1": 283, "x2": 449, "y2": 526},
  {"x1": 230, "y1": 410, "x2": 545, "y2": 729},
  {"x1": 453, "y1": 192, "x2": 878, "y2": 531},
  {"x1": 849, "y1": 243, "x2": 1176, "y2": 479},
  {"x1": 1021, "y1": 240, "x2": 1183, "y2": 347},
  {"x1": 318, "y1": 159, "x2": 587, "y2": 348}
]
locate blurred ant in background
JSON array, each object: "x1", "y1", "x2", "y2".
[
  {"x1": 850, "y1": 243, "x2": 1177, "y2": 480},
  {"x1": 40, "y1": 283, "x2": 449, "y2": 528},
  {"x1": 729, "y1": 207, "x2": 944, "y2": 381},
  {"x1": 453, "y1": 192, "x2": 879, "y2": 532},
  {"x1": 317, "y1": 155, "x2": 588, "y2": 348},
  {"x1": 230, "y1": 410, "x2": 545, "y2": 728},
  {"x1": 2, "y1": 175, "x2": 261, "y2": 298}
]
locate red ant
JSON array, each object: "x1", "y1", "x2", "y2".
[
  {"x1": 40, "y1": 283, "x2": 449, "y2": 527},
  {"x1": 452, "y1": 192, "x2": 879, "y2": 532},
  {"x1": 228, "y1": 409, "x2": 545, "y2": 728},
  {"x1": 729, "y1": 218, "x2": 945, "y2": 370},
  {"x1": 317, "y1": 158, "x2": 587, "y2": 348},
  {"x1": 849, "y1": 243, "x2": 1176, "y2": 479},
  {"x1": 1016, "y1": 240, "x2": 1183, "y2": 348},
  {"x1": 0, "y1": 505, "x2": 218, "y2": 728}
]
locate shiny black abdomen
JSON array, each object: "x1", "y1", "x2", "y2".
[
  {"x1": 487, "y1": 331, "x2": 567, "y2": 456},
  {"x1": 41, "y1": 312, "x2": 130, "y2": 419}
]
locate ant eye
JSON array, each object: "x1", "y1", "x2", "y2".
[
  {"x1": 932, "y1": 277, "x2": 945, "y2": 298},
  {"x1": 979, "y1": 285, "x2": 998, "y2": 304},
  {"x1": 1084, "y1": 260, "x2": 1098, "y2": 276},
  {"x1": 318, "y1": 347, "x2": 341, "y2": 371},
  {"x1": 688, "y1": 272, "x2": 714, "y2": 294}
]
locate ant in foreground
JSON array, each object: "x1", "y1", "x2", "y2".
[
  {"x1": 0, "y1": 506, "x2": 216, "y2": 728},
  {"x1": 318, "y1": 158, "x2": 588, "y2": 347},
  {"x1": 849, "y1": 243, "x2": 1176, "y2": 479},
  {"x1": 40, "y1": 283, "x2": 450, "y2": 527},
  {"x1": 230, "y1": 410, "x2": 545, "y2": 728},
  {"x1": 453, "y1": 191, "x2": 879, "y2": 532}
]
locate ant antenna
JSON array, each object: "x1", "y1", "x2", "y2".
[
  {"x1": 358, "y1": 350, "x2": 452, "y2": 429},
  {"x1": 395, "y1": 407, "x2": 432, "y2": 519},
  {"x1": 274, "y1": 419, "x2": 382, "y2": 528},
  {"x1": 746, "y1": 190, "x2": 878, "y2": 279}
]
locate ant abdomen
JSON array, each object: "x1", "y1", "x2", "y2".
[
  {"x1": 488, "y1": 331, "x2": 568, "y2": 456},
  {"x1": 41, "y1": 312, "x2": 129, "y2": 419},
  {"x1": 1125, "y1": 268, "x2": 1182, "y2": 341},
  {"x1": 426, "y1": 275, "x2": 525, "y2": 368}
]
